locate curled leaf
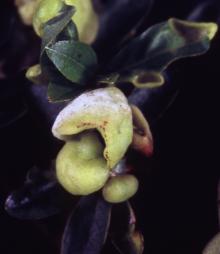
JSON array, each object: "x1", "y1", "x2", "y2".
[
  {"x1": 124, "y1": 71, "x2": 164, "y2": 89},
  {"x1": 52, "y1": 87, "x2": 133, "y2": 168},
  {"x1": 105, "y1": 18, "x2": 218, "y2": 88},
  {"x1": 170, "y1": 18, "x2": 218, "y2": 41},
  {"x1": 131, "y1": 105, "x2": 153, "y2": 157}
]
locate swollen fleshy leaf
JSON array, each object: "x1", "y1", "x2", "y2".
[
  {"x1": 64, "y1": 0, "x2": 99, "y2": 44},
  {"x1": 25, "y1": 64, "x2": 46, "y2": 84},
  {"x1": 105, "y1": 18, "x2": 218, "y2": 87},
  {"x1": 15, "y1": 0, "x2": 40, "y2": 25},
  {"x1": 102, "y1": 175, "x2": 139, "y2": 203},
  {"x1": 131, "y1": 105, "x2": 153, "y2": 157},
  {"x1": 52, "y1": 87, "x2": 133, "y2": 169},
  {"x1": 61, "y1": 194, "x2": 111, "y2": 254},
  {"x1": 33, "y1": 0, "x2": 65, "y2": 36},
  {"x1": 56, "y1": 131, "x2": 109, "y2": 196},
  {"x1": 33, "y1": 0, "x2": 98, "y2": 44},
  {"x1": 46, "y1": 41, "x2": 97, "y2": 84}
]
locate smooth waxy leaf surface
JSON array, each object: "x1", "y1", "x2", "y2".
[
  {"x1": 61, "y1": 194, "x2": 111, "y2": 254},
  {"x1": 46, "y1": 40, "x2": 97, "y2": 84}
]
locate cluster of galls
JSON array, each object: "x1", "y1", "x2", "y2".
[
  {"x1": 52, "y1": 87, "x2": 153, "y2": 203},
  {"x1": 19, "y1": 0, "x2": 153, "y2": 203}
]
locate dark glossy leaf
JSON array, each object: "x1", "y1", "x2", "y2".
[
  {"x1": 46, "y1": 41, "x2": 97, "y2": 84},
  {"x1": 41, "y1": 5, "x2": 75, "y2": 55},
  {"x1": 40, "y1": 53, "x2": 84, "y2": 102},
  {"x1": 48, "y1": 82, "x2": 83, "y2": 103},
  {"x1": 57, "y1": 21, "x2": 79, "y2": 41},
  {"x1": 62, "y1": 194, "x2": 111, "y2": 254},
  {"x1": 5, "y1": 166, "x2": 74, "y2": 220},
  {"x1": 106, "y1": 18, "x2": 217, "y2": 87}
]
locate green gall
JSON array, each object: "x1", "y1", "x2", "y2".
[
  {"x1": 102, "y1": 175, "x2": 139, "y2": 203},
  {"x1": 56, "y1": 131, "x2": 109, "y2": 195},
  {"x1": 52, "y1": 87, "x2": 133, "y2": 169},
  {"x1": 32, "y1": 0, "x2": 99, "y2": 43}
]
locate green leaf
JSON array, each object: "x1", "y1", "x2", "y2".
[
  {"x1": 41, "y1": 5, "x2": 76, "y2": 55},
  {"x1": 105, "y1": 18, "x2": 218, "y2": 88},
  {"x1": 48, "y1": 82, "x2": 83, "y2": 103},
  {"x1": 40, "y1": 46, "x2": 85, "y2": 102},
  {"x1": 46, "y1": 40, "x2": 98, "y2": 84}
]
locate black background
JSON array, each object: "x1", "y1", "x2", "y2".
[{"x1": 1, "y1": 0, "x2": 220, "y2": 253}]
